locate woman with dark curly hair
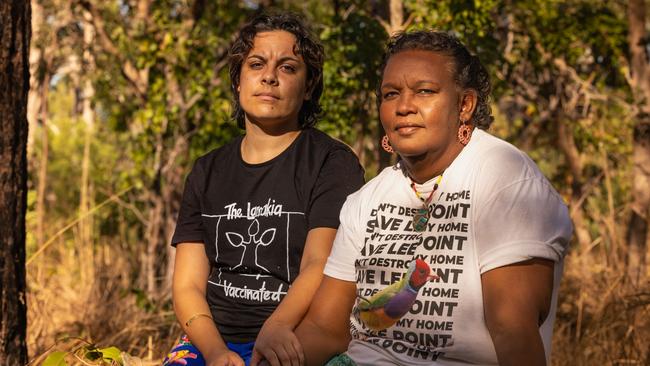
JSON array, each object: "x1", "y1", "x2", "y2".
[
  {"x1": 165, "y1": 12, "x2": 364, "y2": 366},
  {"x1": 296, "y1": 30, "x2": 572, "y2": 366}
]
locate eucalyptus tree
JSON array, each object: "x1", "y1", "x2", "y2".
[{"x1": 0, "y1": 0, "x2": 31, "y2": 363}]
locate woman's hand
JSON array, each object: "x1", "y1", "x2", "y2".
[
  {"x1": 250, "y1": 228, "x2": 338, "y2": 366},
  {"x1": 250, "y1": 319, "x2": 304, "y2": 366},
  {"x1": 294, "y1": 276, "x2": 356, "y2": 366},
  {"x1": 206, "y1": 349, "x2": 246, "y2": 366}
]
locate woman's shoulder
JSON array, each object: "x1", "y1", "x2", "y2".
[
  {"x1": 345, "y1": 166, "x2": 401, "y2": 203},
  {"x1": 298, "y1": 128, "x2": 364, "y2": 178},
  {"x1": 470, "y1": 129, "x2": 543, "y2": 181},
  {"x1": 468, "y1": 129, "x2": 563, "y2": 204},
  {"x1": 301, "y1": 128, "x2": 357, "y2": 155},
  {"x1": 191, "y1": 135, "x2": 244, "y2": 171}
]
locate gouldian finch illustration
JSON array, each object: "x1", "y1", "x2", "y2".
[{"x1": 357, "y1": 258, "x2": 437, "y2": 331}]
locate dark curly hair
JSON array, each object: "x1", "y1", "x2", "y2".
[
  {"x1": 228, "y1": 12, "x2": 324, "y2": 129},
  {"x1": 377, "y1": 31, "x2": 493, "y2": 130}
]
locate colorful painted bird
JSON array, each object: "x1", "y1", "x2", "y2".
[
  {"x1": 357, "y1": 258, "x2": 437, "y2": 331},
  {"x1": 163, "y1": 349, "x2": 198, "y2": 366}
]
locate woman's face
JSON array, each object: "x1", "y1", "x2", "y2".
[
  {"x1": 238, "y1": 30, "x2": 309, "y2": 129},
  {"x1": 379, "y1": 50, "x2": 473, "y2": 158}
]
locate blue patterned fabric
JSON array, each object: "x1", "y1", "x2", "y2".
[{"x1": 162, "y1": 335, "x2": 254, "y2": 366}]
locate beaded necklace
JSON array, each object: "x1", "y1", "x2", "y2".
[{"x1": 409, "y1": 174, "x2": 443, "y2": 232}]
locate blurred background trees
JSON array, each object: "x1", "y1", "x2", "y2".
[{"x1": 24, "y1": 0, "x2": 649, "y2": 365}]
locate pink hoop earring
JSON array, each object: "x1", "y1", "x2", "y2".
[
  {"x1": 381, "y1": 135, "x2": 394, "y2": 153},
  {"x1": 458, "y1": 121, "x2": 472, "y2": 146}
]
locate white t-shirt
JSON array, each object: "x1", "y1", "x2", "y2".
[{"x1": 324, "y1": 129, "x2": 573, "y2": 365}]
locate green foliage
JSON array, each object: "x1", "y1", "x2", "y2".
[
  {"x1": 42, "y1": 351, "x2": 66, "y2": 366},
  {"x1": 406, "y1": 0, "x2": 500, "y2": 56},
  {"x1": 508, "y1": 0, "x2": 628, "y2": 85},
  {"x1": 90, "y1": 1, "x2": 252, "y2": 189},
  {"x1": 41, "y1": 339, "x2": 127, "y2": 366},
  {"x1": 98, "y1": 346, "x2": 122, "y2": 363},
  {"x1": 319, "y1": 7, "x2": 387, "y2": 140}
]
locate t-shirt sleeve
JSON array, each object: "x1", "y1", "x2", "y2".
[
  {"x1": 324, "y1": 195, "x2": 362, "y2": 281},
  {"x1": 307, "y1": 148, "x2": 365, "y2": 229},
  {"x1": 171, "y1": 162, "x2": 205, "y2": 246},
  {"x1": 475, "y1": 177, "x2": 573, "y2": 274}
]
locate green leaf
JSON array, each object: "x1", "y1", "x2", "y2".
[
  {"x1": 42, "y1": 351, "x2": 67, "y2": 366},
  {"x1": 100, "y1": 346, "x2": 123, "y2": 363},
  {"x1": 84, "y1": 349, "x2": 102, "y2": 361}
]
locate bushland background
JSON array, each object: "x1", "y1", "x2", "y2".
[{"x1": 14, "y1": 0, "x2": 650, "y2": 364}]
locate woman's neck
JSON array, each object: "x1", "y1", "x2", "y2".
[
  {"x1": 401, "y1": 141, "x2": 464, "y2": 184},
  {"x1": 241, "y1": 120, "x2": 302, "y2": 164}
]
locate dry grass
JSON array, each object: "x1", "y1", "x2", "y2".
[
  {"x1": 27, "y1": 237, "x2": 180, "y2": 365},
  {"x1": 552, "y1": 249, "x2": 650, "y2": 365}
]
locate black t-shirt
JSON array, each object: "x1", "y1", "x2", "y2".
[{"x1": 171, "y1": 128, "x2": 365, "y2": 342}]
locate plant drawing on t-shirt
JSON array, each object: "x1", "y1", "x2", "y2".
[
  {"x1": 356, "y1": 259, "x2": 438, "y2": 331},
  {"x1": 225, "y1": 219, "x2": 277, "y2": 273}
]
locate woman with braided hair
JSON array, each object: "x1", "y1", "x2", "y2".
[{"x1": 296, "y1": 30, "x2": 572, "y2": 366}]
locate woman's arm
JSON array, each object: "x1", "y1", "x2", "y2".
[
  {"x1": 251, "y1": 227, "x2": 338, "y2": 366},
  {"x1": 481, "y1": 258, "x2": 554, "y2": 366},
  {"x1": 295, "y1": 276, "x2": 357, "y2": 366},
  {"x1": 173, "y1": 243, "x2": 245, "y2": 366}
]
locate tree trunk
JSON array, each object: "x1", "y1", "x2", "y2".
[
  {"x1": 79, "y1": 12, "x2": 96, "y2": 280},
  {"x1": 556, "y1": 117, "x2": 592, "y2": 249},
  {"x1": 626, "y1": 0, "x2": 650, "y2": 283},
  {"x1": 144, "y1": 196, "x2": 163, "y2": 297},
  {"x1": 35, "y1": 72, "x2": 49, "y2": 249},
  {"x1": 143, "y1": 133, "x2": 190, "y2": 300},
  {"x1": 388, "y1": 0, "x2": 404, "y2": 34},
  {"x1": 29, "y1": 0, "x2": 49, "y2": 250},
  {"x1": 0, "y1": 0, "x2": 31, "y2": 364},
  {"x1": 161, "y1": 135, "x2": 190, "y2": 298},
  {"x1": 26, "y1": 0, "x2": 43, "y2": 157}
]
